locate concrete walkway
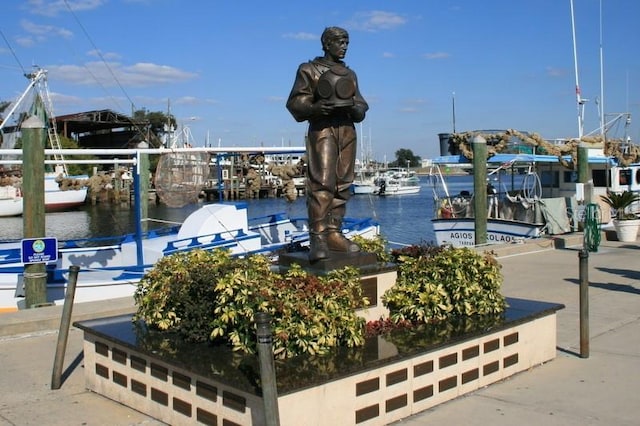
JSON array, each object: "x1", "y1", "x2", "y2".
[
  {"x1": 396, "y1": 239, "x2": 640, "y2": 426},
  {"x1": 0, "y1": 238, "x2": 638, "y2": 425}
]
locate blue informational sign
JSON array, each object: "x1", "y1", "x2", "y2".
[{"x1": 21, "y1": 237, "x2": 58, "y2": 264}]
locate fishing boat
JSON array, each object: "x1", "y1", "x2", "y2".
[
  {"x1": 0, "y1": 186, "x2": 22, "y2": 217},
  {"x1": 0, "y1": 68, "x2": 88, "y2": 216},
  {"x1": 351, "y1": 180, "x2": 377, "y2": 195},
  {"x1": 373, "y1": 167, "x2": 421, "y2": 196},
  {"x1": 429, "y1": 2, "x2": 640, "y2": 246},
  {"x1": 45, "y1": 166, "x2": 89, "y2": 211},
  {"x1": 429, "y1": 153, "x2": 556, "y2": 247},
  {"x1": 429, "y1": 130, "x2": 640, "y2": 247},
  {"x1": 350, "y1": 167, "x2": 378, "y2": 195},
  {"x1": 0, "y1": 168, "x2": 89, "y2": 216},
  {"x1": 350, "y1": 124, "x2": 378, "y2": 195},
  {"x1": 0, "y1": 202, "x2": 379, "y2": 312}
]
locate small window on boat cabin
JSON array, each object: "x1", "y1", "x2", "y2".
[
  {"x1": 618, "y1": 169, "x2": 631, "y2": 186},
  {"x1": 636, "y1": 169, "x2": 640, "y2": 185},
  {"x1": 592, "y1": 169, "x2": 608, "y2": 187},
  {"x1": 540, "y1": 170, "x2": 559, "y2": 188}
]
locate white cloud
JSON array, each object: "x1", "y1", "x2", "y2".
[
  {"x1": 48, "y1": 91, "x2": 84, "y2": 107},
  {"x1": 348, "y1": 11, "x2": 407, "y2": 32},
  {"x1": 282, "y1": 32, "x2": 317, "y2": 41},
  {"x1": 15, "y1": 36, "x2": 36, "y2": 48},
  {"x1": 267, "y1": 95, "x2": 286, "y2": 103},
  {"x1": 546, "y1": 67, "x2": 567, "y2": 78},
  {"x1": 27, "y1": 0, "x2": 105, "y2": 17},
  {"x1": 423, "y1": 52, "x2": 450, "y2": 60},
  {"x1": 21, "y1": 19, "x2": 73, "y2": 39},
  {"x1": 47, "y1": 61, "x2": 198, "y2": 87},
  {"x1": 87, "y1": 49, "x2": 121, "y2": 60}
]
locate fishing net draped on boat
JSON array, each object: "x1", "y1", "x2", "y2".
[{"x1": 154, "y1": 152, "x2": 210, "y2": 207}]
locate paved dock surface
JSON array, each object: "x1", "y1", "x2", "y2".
[{"x1": 0, "y1": 238, "x2": 638, "y2": 425}]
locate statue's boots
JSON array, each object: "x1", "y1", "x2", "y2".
[
  {"x1": 326, "y1": 230, "x2": 360, "y2": 253},
  {"x1": 309, "y1": 232, "x2": 330, "y2": 262}
]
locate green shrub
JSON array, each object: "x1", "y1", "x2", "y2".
[
  {"x1": 134, "y1": 243, "x2": 507, "y2": 359},
  {"x1": 351, "y1": 234, "x2": 392, "y2": 263},
  {"x1": 382, "y1": 245, "x2": 506, "y2": 324},
  {"x1": 133, "y1": 249, "x2": 367, "y2": 359}
]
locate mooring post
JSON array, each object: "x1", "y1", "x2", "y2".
[
  {"x1": 22, "y1": 115, "x2": 47, "y2": 307},
  {"x1": 578, "y1": 249, "x2": 589, "y2": 358},
  {"x1": 472, "y1": 135, "x2": 487, "y2": 245},
  {"x1": 255, "y1": 312, "x2": 280, "y2": 426},
  {"x1": 51, "y1": 265, "x2": 80, "y2": 389},
  {"x1": 577, "y1": 144, "x2": 589, "y2": 184},
  {"x1": 137, "y1": 142, "x2": 149, "y2": 233}
]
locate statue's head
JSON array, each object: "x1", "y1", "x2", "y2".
[{"x1": 321, "y1": 27, "x2": 349, "y2": 54}]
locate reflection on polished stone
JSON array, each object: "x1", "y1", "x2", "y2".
[{"x1": 74, "y1": 297, "x2": 563, "y2": 396}]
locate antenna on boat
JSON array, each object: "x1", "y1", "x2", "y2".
[
  {"x1": 570, "y1": 0, "x2": 588, "y2": 139},
  {"x1": 598, "y1": 0, "x2": 605, "y2": 139},
  {"x1": 452, "y1": 92, "x2": 456, "y2": 133}
]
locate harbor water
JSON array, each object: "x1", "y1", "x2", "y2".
[{"x1": 0, "y1": 174, "x2": 528, "y2": 247}]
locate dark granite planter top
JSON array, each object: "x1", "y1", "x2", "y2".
[{"x1": 74, "y1": 297, "x2": 563, "y2": 396}]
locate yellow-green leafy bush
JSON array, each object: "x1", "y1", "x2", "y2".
[{"x1": 133, "y1": 249, "x2": 366, "y2": 359}]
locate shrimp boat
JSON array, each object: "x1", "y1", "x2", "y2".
[
  {"x1": 429, "y1": 156, "x2": 552, "y2": 247},
  {"x1": 430, "y1": 129, "x2": 640, "y2": 247},
  {"x1": 0, "y1": 68, "x2": 88, "y2": 217},
  {"x1": 427, "y1": 2, "x2": 640, "y2": 247}
]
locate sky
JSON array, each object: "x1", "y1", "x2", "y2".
[{"x1": 1, "y1": 0, "x2": 638, "y2": 162}]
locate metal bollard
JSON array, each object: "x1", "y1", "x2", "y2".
[
  {"x1": 51, "y1": 266, "x2": 80, "y2": 389},
  {"x1": 255, "y1": 312, "x2": 280, "y2": 426},
  {"x1": 578, "y1": 250, "x2": 589, "y2": 358}
]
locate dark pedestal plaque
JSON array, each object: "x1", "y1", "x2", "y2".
[{"x1": 278, "y1": 250, "x2": 378, "y2": 273}]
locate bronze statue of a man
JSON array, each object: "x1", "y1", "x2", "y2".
[{"x1": 286, "y1": 26, "x2": 369, "y2": 261}]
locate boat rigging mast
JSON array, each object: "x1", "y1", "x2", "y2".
[{"x1": 570, "y1": 0, "x2": 588, "y2": 139}]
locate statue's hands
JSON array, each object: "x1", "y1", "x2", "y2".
[{"x1": 312, "y1": 100, "x2": 335, "y2": 116}]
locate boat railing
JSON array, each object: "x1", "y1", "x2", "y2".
[
  {"x1": 435, "y1": 184, "x2": 543, "y2": 221},
  {"x1": 248, "y1": 212, "x2": 289, "y2": 225},
  {"x1": 162, "y1": 227, "x2": 252, "y2": 256},
  {"x1": 58, "y1": 225, "x2": 182, "y2": 249}
]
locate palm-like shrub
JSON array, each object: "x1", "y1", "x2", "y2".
[{"x1": 600, "y1": 190, "x2": 640, "y2": 220}]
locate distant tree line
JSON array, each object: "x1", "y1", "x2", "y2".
[{"x1": 389, "y1": 148, "x2": 421, "y2": 168}]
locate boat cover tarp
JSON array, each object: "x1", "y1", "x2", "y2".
[{"x1": 539, "y1": 198, "x2": 571, "y2": 234}]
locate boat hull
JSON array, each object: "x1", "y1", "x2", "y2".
[
  {"x1": 350, "y1": 182, "x2": 376, "y2": 194},
  {"x1": 375, "y1": 185, "x2": 420, "y2": 196},
  {"x1": 0, "y1": 186, "x2": 23, "y2": 217},
  {"x1": 0, "y1": 203, "x2": 379, "y2": 311},
  {"x1": 44, "y1": 188, "x2": 88, "y2": 211},
  {"x1": 432, "y1": 217, "x2": 545, "y2": 247},
  {"x1": 44, "y1": 174, "x2": 88, "y2": 211},
  {"x1": 0, "y1": 199, "x2": 22, "y2": 217},
  {"x1": 0, "y1": 175, "x2": 88, "y2": 216}
]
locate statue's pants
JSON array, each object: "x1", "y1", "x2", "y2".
[{"x1": 306, "y1": 119, "x2": 357, "y2": 233}]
